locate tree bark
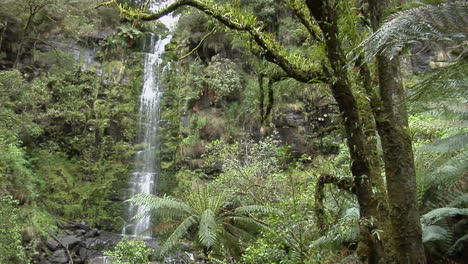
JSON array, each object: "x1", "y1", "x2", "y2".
[
  {"x1": 368, "y1": 0, "x2": 426, "y2": 262},
  {"x1": 305, "y1": 1, "x2": 387, "y2": 262}
]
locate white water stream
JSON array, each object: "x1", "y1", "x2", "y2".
[{"x1": 122, "y1": 5, "x2": 178, "y2": 237}]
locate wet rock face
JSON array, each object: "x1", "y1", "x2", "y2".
[
  {"x1": 36, "y1": 224, "x2": 124, "y2": 264},
  {"x1": 274, "y1": 109, "x2": 314, "y2": 157}
]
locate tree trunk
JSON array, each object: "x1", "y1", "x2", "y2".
[
  {"x1": 368, "y1": 0, "x2": 426, "y2": 262},
  {"x1": 305, "y1": 1, "x2": 387, "y2": 262}
]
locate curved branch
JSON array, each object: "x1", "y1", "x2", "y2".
[
  {"x1": 285, "y1": 0, "x2": 321, "y2": 42},
  {"x1": 178, "y1": 26, "x2": 216, "y2": 60},
  {"x1": 105, "y1": 0, "x2": 327, "y2": 83},
  {"x1": 314, "y1": 174, "x2": 355, "y2": 231}
]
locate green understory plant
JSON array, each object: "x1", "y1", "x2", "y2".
[{"x1": 104, "y1": 237, "x2": 153, "y2": 264}]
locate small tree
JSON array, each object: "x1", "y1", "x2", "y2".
[{"x1": 129, "y1": 186, "x2": 272, "y2": 259}]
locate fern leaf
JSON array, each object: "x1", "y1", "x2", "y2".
[
  {"x1": 128, "y1": 194, "x2": 193, "y2": 217},
  {"x1": 409, "y1": 60, "x2": 468, "y2": 104},
  {"x1": 355, "y1": 1, "x2": 468, "y2": 62},
  {"x1": 159, "y1": 216, "x2": 197, "y2": 255},
  {"x1": 422, "y1": 224, "x2": 450, "y2": 243},
  {"x1": 222, "y1": 222, "x2": 255, "y2": 241},
  {"x1": 198, "y1": 209, "x2": 218, "y2": 248},
  {"x1": 233, "y1": 205, "x2": 275, "y2": 215},
  {"x1": 448, "y1": 234, "x2": 468, "y2": 255},
  {"x1": 421, "y1": 207, "x2": 468, "y2": 225},
  {"x1": 447, "y1": 193, "x2": 468, "y2": 208},
  {"x1": 420, "y1": 133, "x2": 468, "y2": 153}
]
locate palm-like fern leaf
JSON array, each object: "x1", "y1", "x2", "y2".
[
  {"x1": 447, "y1": 193, "x2": 468, "y2": 207},
  {"x1": 198, "y1": 209, "x2": 218, "y2": 248},
  {"x1": 310, "y1": 207, "x2": 360, "y2": 249},
  {"x1": 129, "y1": 194, "x2": 193, "y2": 219},
  {"x1": 448, "y1": 234, "x2": 468, "y2": 255},
  {"x1": 356, "y1": 1, "x2": 468, "y2": 61},
  {"x1": 417, "y1": 149, "x2": 468, "y2": 209},
  {"x1": 410, "y1": 60, "x2": 468, "y2": 103},
  {"x1": 160, "y1": 216, "x2": 197, "y2": 255},
  {"x1": 421, "y1": 207, "x2": 468, "y2": 225},
  {"x1": 233, "y1": 205, "x2": 275, "y2": 215},
  {"x1": 422, "y1": 224, "x2": 450, "y2": 243},
  {"x1": 419, "y1": 132, "x2": 468, "y2": 153}
]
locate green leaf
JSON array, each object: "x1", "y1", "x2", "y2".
[
  {"x1": 160, "y1": 216, "x2": 197, "y2": 255},
  {"x1": 198, "y1": 209, "x2": 218, "y2": 248},
  {"x1": 421, "y1": 207, "x2": 468, "y2": 225}
]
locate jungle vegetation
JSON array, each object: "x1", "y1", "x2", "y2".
[{"x1": 0, "y1": 0, "x2": 466, "y2": 263}]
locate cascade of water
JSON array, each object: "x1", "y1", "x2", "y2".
[{"x1": 122, "y1": 7, "x2": 178, "y2": 238}]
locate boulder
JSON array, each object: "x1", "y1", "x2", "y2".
[
  {"x1": 22, "y1": 226, "x2": 35, "y2": 243},
  {"x1": 60, "y1": 235, "x2": 81, "y2": 249},
  {"x1": 45, "y1": 239, "x2": 60, "y2": 250},
  {"x1": 84, "y1": 228, "x2": 100, "y2": 239},
  {"x1": 74, "y1": 229, "x2": 87, "y2": 237},
  {"x1": 48, "y1": 249, "x2": 68, "y2": 264}
]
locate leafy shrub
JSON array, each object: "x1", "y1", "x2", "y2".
[
  {"x1": 0, "y1": 196, "x2": 26, "y2": 264},
  {"x1": 104, "y1": 237, "x2": 153, "y2": 264}
]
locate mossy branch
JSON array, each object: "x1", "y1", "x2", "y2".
[
  {"x1": 286, "y1": 0, "x2": 321, "y2": 41},
  {"x1": 103, "y1": 0, "x2": 327, "y2": 83},
  {"x1": 178, "y1": 26, "x2": 217, "y2": 60}
]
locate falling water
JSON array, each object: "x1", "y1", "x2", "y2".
[{"x1": 122, "y1": 8, "x2": 178, "y2": 238}]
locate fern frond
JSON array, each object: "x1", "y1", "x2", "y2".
[
  {"x1": 447, "y1": 193, "x2": 468, "y2": 208},
  {"x1": 159, "y1": 215, "x2": 197, "y2": 255},
  {"x1": 419, "y1": 132, "x2": 468, "y2": 153},
  {"x1": 418, "y1": 150, "x2": 468, "y2": 209},
  {"x1": 233, "y1": 205, "x2": 275, "y2": 215},
  {"x1": 448, "y1": 234, "x2": 468, "y2": 255},
  {"x1": 422, "y1": 224, "x2": 450, "y2": 243},
  {"x1": 421, "y1": 207, "x2": 468, "y2": 225},
  {"x1": 409, "y1": 60, "x2": 468, "y2": 104},
  {"x1": 355, "y1": 1, "x2": 468, "y2": 61},
  {"x1": 217, "y1": 228, "x2": 243, "y2": 255},
  {"x1": 309, "y1": 207, "x2": 360, "y2": 249},
  {"x1": 198, "y1": 209, "x2": 218, "y2": 248},
  {"x1": 128, "y1": 194, "x2": 193, "y2": 218}
]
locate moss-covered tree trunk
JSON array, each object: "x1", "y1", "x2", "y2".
[
  {"x1": 305, "y1": 1, "x2": 387, "y2": 262},
  {"x1": 368, "y1": 0, "x2": 426, "y2": 262}
]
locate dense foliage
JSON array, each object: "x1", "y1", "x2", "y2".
[
  {"x1": 0, "y1": 0, "x2": 466, "y2": 263},
  {"x1": 104, "y1": 237, "x2": 154, "y2": 264}
]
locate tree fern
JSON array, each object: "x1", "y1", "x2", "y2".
[
  {"x1": 420, "y1": 208, "x2": 468, "y2": 257},
  {"x1": 447, "y1": 193, "x2": 468, "y2": 207},
  {"x1": 356, "y1": 1, "x2": 468, "y2": 61},
  {"x1": 127, "y1": 186, "x2": 268, "y2": 257}
]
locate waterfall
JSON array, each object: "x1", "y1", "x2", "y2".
[{"x1": 122, "y1": 9, "x2": 178, "y2": 238}]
